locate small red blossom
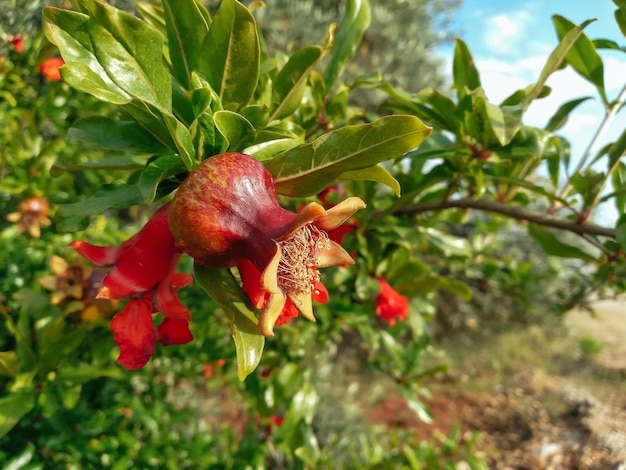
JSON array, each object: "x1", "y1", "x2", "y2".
[
  {"x1": 70, "y1": 204, "x2": 193, "y2": 369},
  {"x1": 375, "y1": 277, "x2": 409, "y2": 326},
  {"x1": 39, "y1": 57, "x2": 64, "y2": 81},
  {"x1": 269, "y1": 415, "x2": 284, "y2": 427},
  {"x1": 8, "y1": 35, "x2": 25, "y2": 53}
]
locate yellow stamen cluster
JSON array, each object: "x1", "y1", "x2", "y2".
[{"x1": 277, "y1": 224, "x2": 330, "y2": 296}]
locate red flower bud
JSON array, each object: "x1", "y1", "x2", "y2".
[
  {"x1": 169, "y1": 153, "x2": 366, "y2": 335},
  {"x1": 375, "y1": 277, "x2": 409, "y2": 326}
]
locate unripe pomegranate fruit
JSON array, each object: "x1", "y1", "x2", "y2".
[{"x1": 169, "y1": 152, "x2": 366, "y2": 335}]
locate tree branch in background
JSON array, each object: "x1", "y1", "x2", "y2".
[{"x1": 400, "y1": 197, "x2": 616, "y2": 238}]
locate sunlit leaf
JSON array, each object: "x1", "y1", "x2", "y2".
[
  {"x1": 267, "y1": 115, "x2": 431, "y2": 197},
  {"x1": 452, "y1": 38, "x2": 481, "y2": 97},
  {"x1": 162, "y1": 0, "x2": 210, "y2": 89},
  {"x1": 88, "y1": 0, "x2": 172, "y2": 111},
  {"x1": 214, "y1": 110, "x2": 256, "y2": 152},
  {"x1": 271, "y1": 46, "x2": 323, "y2": 121},
  {"x1": 525, "y1": 18, "x2": 595, "y2": 105},
  {"x1": 199, "y1": 0, "x2": 259, "y2": 110},
  {"x1": 194, "y1": 265, "x2": 264, "y2": 381},
  {"x1": 337, "y1": 165, "x2": 401, "y2": 196},
  {"x1": 553, "y1": 15, "x2": 607, "y2": 104},
  {"x1": 544, "y1": 97, "x2": 592, "y2": 132},
  {"x1": 323, "y1": 0, "x2": 370, "y2": 89}
]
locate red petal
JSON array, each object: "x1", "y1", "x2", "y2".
[
  {"x1": 70, "y1": 240, "x2": 120, "y2": 266},
  {"x1": 311, "y1": 281, "x2": 329, "y2": 304},
  {"x1": 153, "y1": 278, "x2": 191, "y2": 319},
  {"x1": 238, "y1": 259, "x2": 267, "y2": 309},
  {"x1": 375, "y1": 277, "x2": 409, "y2": 326},
  {"x1": 98, "y1": 205, "x2": 181, "y2": 298},
  {"x1": 274, "y1": 299, "x2": 299, "y2": 327},
  {"x1": 110, "y1": 299, "x2": 157, "y2": 370},
  {"x1": 158, "y1": 317, "x2": 193, "y2": 346}
]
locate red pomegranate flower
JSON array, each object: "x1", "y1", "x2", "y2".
[
  {"x1": 39, "y1": 57, "x2": 64, "y2": 81},
  {"x1": 375, "y1": 277, "x2": 409, "y2": 326},
  {"x1": 8, "y1": 35, "x2": 25, "y2": 53},
  {"x1": 169, "y1": 152, "x2": 365, "y2": 336},
  {"x1": 70, "y1": 204, "x2": 193, "y2": 369}
]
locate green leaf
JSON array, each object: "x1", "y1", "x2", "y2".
[
  {"x1": 528, "y1": 224, "x2": 598, "y2": 261},
  {"x1": 553, "y1": 15, "x2": 607, "y2": 104},
  {"x1": 88, "y1": 0, "x2": 172, "y2": 111},
  {"x1": 194, "y1": 265, "x2": 264, "y2": 381},
  {"x1": 69, "y1": 116, "x2": 171, "y2": 153},
  {"x1": 525, "y1": 18, "x2": 595, "y2": 105},
  {"x1": 337, "y1": 165, "x2": 401, "y2": 196},
  {"x1": 42, "y1": 8, "x2": 131, "y2": 103},
  {"x1": 608, "y1": 126, "x2": 626, "y2": 168},
  {"x1": 452, "y1": 38, "x2": 481, "y2": 97},
  {"x1": 0, "y1": 351, "x2": 20, "y2": 377},
  {"x1": 139, "y1": 155, "x2": 187, "y2": 203},
  {"x1": 616, "y1": 214, "x2": 626, "y2": 250},
  {"x1": 544, "y1": 97, "x2": 592, "y2": 132},
  {"x1": 57, "y1": 365, "x2": 124, "y2": 383},
  {"x1": 213, "y1": 110, "x2": 256, "y2": 152},
  {"x1": 4, "y1": 443, "x2": 36, "y2": 470},
  {"x1": 163, "y1": 114, "x2": 196, "y2": 170},
  {"x1": 199, "y1": 0, "x2": 260, "y2": 110},
  {"x1": 267, "y1": 115, "x2": 432, "y2": 197},
  {"x1": 55, "y1": 184, "x2": 144, "y2": 232},
  {"x1": 162, "y1": 0, "x2": 210, "y2": 89},
  {"x1": 616, "y1": 6, "x2": 626, "y2": 38},
  {"x1": 0, "y1": 391, "x2": 36, "y2": 438},
  {"x1": 472, "y1": 88, "x2": 524, "y2": 146},
  {"x1": 323, "y1": 0, "x2": 370, "y2": 90},
  {"x1": 136, "y1": 1, "x2": 167, "y2": 35},
  {"x1": 271, "y1": 46, "x2": 323, "y2": 121}
]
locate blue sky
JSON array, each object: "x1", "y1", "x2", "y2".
[{"x1": 438, "y1": 1, "x2": 626, "y2": 221}]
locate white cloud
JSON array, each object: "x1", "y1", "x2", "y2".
[{"x1": 482, "y1": 11, "x2": 533, "y2": 55}]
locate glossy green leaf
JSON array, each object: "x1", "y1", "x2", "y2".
[
  {"x1": 55, "y1": 184, "x2": 144, "y2": 232},
  {"x1": 528, "y1": 224, "x2": 598, "y2": 261},
  {"x1": 162, "y1": 0, "x2": 210, "y2": 89},
  {"x1": 199, "y1": 0, "x2": 259, "y2": 110},
  {"x1": 194, "y1": 265, "x2": 264, "y2": 381},
  {"x1": 88, "y1": 0, "x2": 172, "y2": 111},
  {"x1": 544, "y1": 97, "x2": 592, "y2": 132},
  {"x1": 452, "y1": 38, "x2": 481, "y2": 97},
  {"x1": 323, "y1": 0, "x2": 370, "y2": 89},
  {"x1": 69, "y1": 116, "x2": 171, "y2": 153},
  {"x1": 267, "y1": 115, "x2": 432, "y2": 197},
  {"x1": 270, "y1": 46, "x2": 323, "y2": 121},
  {"x1": 124, "y1": 100, "x2": 178, "y2": 151},
  {"x1": 136, "y1": 1, "x2": 167, "y2": 36},
  {"x1": 0, "y1": 392, "x2": 36, "y2": 438},
  {"x1": 139, "y1": 155, "x2": 187, "y2": 202},
  {"x1": 163, "y1": 114, "x2": 197, "y2": 169},
  {"x1": 525, "y1": 19, "x2": 594, "y2": 105},
  {"x1": 214, "y1": 110, "x2": 256, "y2": 152},
  {"x1": 553, "y1": 15, "x2": 606, "y2": 104},
  {"x1": 42, "y1": 8, "x2": 131, "y2": 103},
  {"x1": 337, "y1": 165, "x2": 401, "y2": 196},
  {"x1": 608, "y1": 126, "x2": 626, "y2": 168}
]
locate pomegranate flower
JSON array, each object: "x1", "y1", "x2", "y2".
[
  {"x1": 169, "y1": 152, "x2": 365, "y2": 336},
  {"x1": 70, "y1": 204, "x2": 193, "y2": 369},
  {"x1": 6, "y1": 196, "x2": 52, "y2": 238},
  {"x1": 39, "y1": 56, "x2": 64, "y2": 81},
  {"x1": 375, "y1": 277, "x2": 409, "y2": 326}
]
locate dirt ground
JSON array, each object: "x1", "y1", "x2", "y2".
[{"x1": 367, "y1": 299, "x2": 626, "y2": 469}]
